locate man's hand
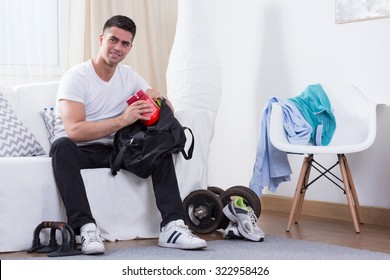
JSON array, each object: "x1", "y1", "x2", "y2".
[
  {"x1": 145, "y1": 88, "x2": 174, "y2": 112},
  {"x1": 122, "y1": 100, "x2": 153, "y2": 124},
  {"x1": 145, "y1": 88, "x2": 161, "y2": 100}
]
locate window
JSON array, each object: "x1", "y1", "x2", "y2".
[{"x1": 0, "y1": 0, "x2": 68, "y2": 85}]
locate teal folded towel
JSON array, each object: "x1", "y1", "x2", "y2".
[{"x1": 288, "y1": 84, "x2": 336, "y2": 146}]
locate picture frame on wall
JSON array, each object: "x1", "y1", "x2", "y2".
[{"x1": 336, "y1": 0, "x2": 390, "y2": 23}]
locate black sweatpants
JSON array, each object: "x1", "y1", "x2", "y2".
[{"x1": 50, "y1": 137, "x2": 185, "y2": 233}]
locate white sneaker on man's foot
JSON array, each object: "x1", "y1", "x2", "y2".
[
  {"x1": 158, "y1": 219, "x2": 207, "y2": 250},
  {"x1": 80, "y1": 223, "x2": 105, "y2": 255}
]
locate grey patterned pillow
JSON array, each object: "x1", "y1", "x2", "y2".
[
  {"x1": 0, "y1": 93, "x2": 46, "y2": 157},
  {"x1": 40, "y1": 107, "x2": 56, "y2": 144}
]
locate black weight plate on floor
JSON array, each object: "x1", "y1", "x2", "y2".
[
  {"x1": 207, "y1": 186, "x2": 224, "y2": 195},
  {"x1": 228, "y1": 185, "x2": 261, "y2": 217},
  {"x1": 219, "y1": 185, "x2": 261, "y2": 230},
  {"x1": 183, "y1": 189, "x2": 224, "y2": 234}
]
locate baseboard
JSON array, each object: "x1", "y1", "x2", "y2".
[{"x1": 260, "y1": 195, "x2": 390, "y2": 227}]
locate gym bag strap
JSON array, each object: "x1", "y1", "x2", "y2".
[{"x1": 110, "y1": 98, "x2": 194, "y2": 178}]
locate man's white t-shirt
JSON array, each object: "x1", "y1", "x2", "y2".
[{"x1": 53, "y1": 60, "x2": 150, "y2": 145}]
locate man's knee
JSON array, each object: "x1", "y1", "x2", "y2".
[{"x1": 50, "y1": 137, "x2": 77, "y2": 157}]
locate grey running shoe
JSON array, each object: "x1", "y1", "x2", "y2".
[
  {"x1": 223, "y1": 196, "x2": 265, "y2": 242},
  {"x1": 223, "y1": 221, "x2": 244, "y2": 239}
]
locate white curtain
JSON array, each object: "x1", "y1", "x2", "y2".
[
  {"x1": 166, "y1": 0, "x2": 222, "y2": 192},
  {"x1": 68, "y1": 0, "x2": 178, "y2": 95},
  {"x1": 0, "y1": 0, "x2": 67, "y2": 87},
  {"x1": 0, "y1": 0, "x2": 177, "y2": 95},
  {"x1": 166, "y1": 0, "x2": 221, "y2": 113}
]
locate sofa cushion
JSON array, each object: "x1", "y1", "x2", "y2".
[
  {"x1": 0, "y1": 93, "x2": 46, "y2": 157},
  {"x1": 40, "y1": 107, "x2": 56, "y2": 144},
  {"x1": 9, "y1": 81, "x2": 59, "y2": 154}
]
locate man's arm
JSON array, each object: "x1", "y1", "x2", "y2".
[{"x1": 60, "y1": 99, "x2": 153, "y2": 143}]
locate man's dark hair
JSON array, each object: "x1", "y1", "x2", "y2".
[{"x1": 103, "y1": 15, "x2": 137, "y2": 39}]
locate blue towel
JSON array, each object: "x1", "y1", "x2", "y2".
[
  {"x1": 249, "y1": 97, "x2": 312, "y2": 196},
  {"x1": 288, "y1": 84, "x2": 336, "y2": 146}
]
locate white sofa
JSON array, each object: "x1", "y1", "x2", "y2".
[{"x1": 0, "y1": 81, "x2": 214, "y2": 252}]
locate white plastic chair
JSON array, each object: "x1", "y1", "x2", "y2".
[{"x1": 269, "y1": 84, "x2": 378, "y2": 233}]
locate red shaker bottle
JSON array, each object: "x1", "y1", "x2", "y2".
[{"x1": 126, "y1": 89, "x2": 160, "y2": 126}]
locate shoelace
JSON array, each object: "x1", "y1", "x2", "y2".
[
  {"x1": 249, "y1": 213, "x2": 258, "y2": 225},
  {"x1": 176, "y1": 224, "x2": 198, "y2": 238},
  {"x1": 84, "y1": 230, "x2": 101, "y2": 242},
  {"x1": 246, "y1": 207, "x2": 258, "y2": 225}
]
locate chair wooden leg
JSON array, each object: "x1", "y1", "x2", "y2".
[
  {"x1": 342, "y1": 155, "x2": 364, "y2": 224},
  {"x1": 338, "y1": 154, "x2": 360, "y2": 233},
  {"x1": 286, "y1": 155, "x2": 311, "y2": 232},
  {"x1": 294, "y1": 155, "x2": 313, "y2": 224},
  {"x1": 294, "y1": 187, "x2": 306, "y2": 224}
]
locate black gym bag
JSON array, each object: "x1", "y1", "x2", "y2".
[{"x1": 110, "y1": 98, "x2": 194, "y2": 178}]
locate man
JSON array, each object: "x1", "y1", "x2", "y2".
[{"x1": 50, "y1": 15, "x2": 207, "y2": 255}]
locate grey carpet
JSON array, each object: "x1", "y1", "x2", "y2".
[{"x1": 23, "y1": 235, "x2": 390, "y2": 260}]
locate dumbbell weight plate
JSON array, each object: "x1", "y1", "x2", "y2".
[
  {"x1": 207, "y1": 186, "x2": 224, "y2": 195},
  {"x1": 183, "y1": 189, "x2": 224, "y2": 234},
  {"x1": 219, "y1": 185, "x2": 261, "y2": 230},
  {"x1": 229, "y1": 185, "x2": 261, "y2": 217}
]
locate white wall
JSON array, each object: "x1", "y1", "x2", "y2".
[{"x1": 206, "y1": 0, "x2": 390, "y2": 208}]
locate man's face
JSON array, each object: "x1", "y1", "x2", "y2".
[{"x1": 99, "y1": 26, "x2": 133, "y2": 66}]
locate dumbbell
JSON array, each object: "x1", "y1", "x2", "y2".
[{"x1": 182, "y1": 185, "x2": 261, "y2": 234}]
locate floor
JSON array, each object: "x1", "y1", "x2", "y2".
[{"x1": 1, "y1": 210, "x2": 390, "y2": 259}]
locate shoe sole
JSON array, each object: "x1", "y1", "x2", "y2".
[
  {"x1": 82, "y1": 249, "x2": 105, "y2": 255},
  {"x1": 81, "y1": 243, "x2": 105, "y2": 255},
  {"x1": 158, "y1": 242, "x2": 207, "y2": 250},
  {"x1": 223, "y1": 230, "x2": 244, "y2": 239},
  {"x1": 223, "y1": 205, "x2": 265, "y2": 242}
]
